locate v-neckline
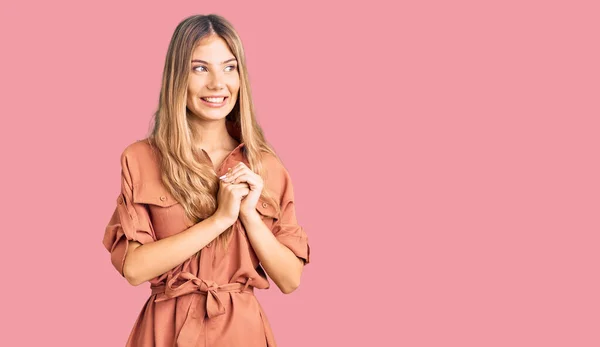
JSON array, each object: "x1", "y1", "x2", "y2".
[{"x1": 200, "y1": 142, "x2": 244, "y2": 175}]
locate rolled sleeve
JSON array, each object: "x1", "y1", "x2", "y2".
[
  {"x1": 102, "y1": 151, "x2": 157, "y2": 277},
  {"x1": 272, "y1": 170, "x2": 310, "y2": 265}
]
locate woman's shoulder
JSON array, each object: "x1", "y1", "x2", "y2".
[
  {"x1": 119, "y1": 138, "x2": 161, "y2": 184},
  {"x1": 259, "y1": 150, "x2": 296, "y2": 200},
  {"x1": 120, "y1": 138, "x2": 157, "y2": 162},
  {"x1": 259, "y1": 150, "x2": 289, "y2": 178}
]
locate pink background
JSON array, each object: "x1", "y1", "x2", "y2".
[{"x1": 1, "y1": 0, "x2": 599, "y2": 346}]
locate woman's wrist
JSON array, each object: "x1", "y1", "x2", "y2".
[
  {"x1": 207, "y1": 213, "x2": 235, "y2": 231},
  {"x1": 239, "y1": 209, "x2": 261, "y2": 225}
]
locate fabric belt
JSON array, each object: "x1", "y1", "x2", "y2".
[
  {"x1": 150, "y1": 271, "x2": 255, "y2": 347},
  {"x1": 151, "y1": 271, "x2": 254, "y2": 318}
]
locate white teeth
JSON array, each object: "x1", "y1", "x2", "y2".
[{"x1": 202, "y1": 97, "x2": 225, "y2": 103}]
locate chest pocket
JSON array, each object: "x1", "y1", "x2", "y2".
[
  {"x1": 132, "y1": 183, "x2": 185, "y2": 239},
  {"x1": 255, "y1": 197, "x2": 279, "y2": 230},
  {"x1": 132, "y1": 182, "x2": 179, "y2": 207}
]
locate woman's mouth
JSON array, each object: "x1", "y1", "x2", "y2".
[{"x1": 200, "y1": 96, "x2": 228, "y2": 107}]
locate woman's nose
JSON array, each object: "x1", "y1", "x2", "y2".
[{"x1": 207, "y1": 71, "x2": 225, "y2": 89}]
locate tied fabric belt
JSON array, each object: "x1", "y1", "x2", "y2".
[
  {"x1": 150, "y1": 272, "x2": 255, "y2": 347},
  {"x1": 151, "y1": 271, "x2": 254, "y2": 318}
]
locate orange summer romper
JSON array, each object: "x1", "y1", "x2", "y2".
[{"x1": 102, "y1": 123, "x2": 310, "y2": 346}]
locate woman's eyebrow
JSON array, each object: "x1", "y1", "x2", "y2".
[{"x1": 191, "y1": 58, "x2": 237, "y2": 65}]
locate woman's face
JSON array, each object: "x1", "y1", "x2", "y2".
[{"x1": 186, "y1": 35, "x2": 240, "y2": 122}]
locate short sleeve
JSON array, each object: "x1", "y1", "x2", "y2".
[
  {"x1": 271, "y1": 170, "x2": 311, "y2": 265},
  {"x1": 102, "y1": 150, "x2": 157, "y2": 277}
]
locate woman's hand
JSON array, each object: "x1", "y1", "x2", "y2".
[
  {"x1": 213, "y1": 178, "x2": 250, "y2": 227},
  {"x1": 220, "y1": 162, "x2": 263, "y2": 219}
]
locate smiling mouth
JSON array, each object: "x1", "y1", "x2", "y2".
[
  {"x1": 201, "y1": 96, "x2": 227, "y2": 103},
  {"x1": 199, "y1": 96, "x2": 229, "y2": 108}
]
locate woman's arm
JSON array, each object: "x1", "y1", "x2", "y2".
[
  {"x1": 123, "y1": 216, "x2": 230, "y2": 286},
  {"x1": 240, "y1": 211, "x2": 304, "y2": 294}
]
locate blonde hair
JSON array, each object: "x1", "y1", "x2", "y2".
[{"x1": 147, "y1": 14, "x2": 281, "y2": 249}]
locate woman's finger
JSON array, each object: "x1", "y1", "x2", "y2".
[
  {"x1": 221, "y1": 162, "x2": 249, "y2": 180},
  {"x1": 230, "y1": 173, "x2": 259, "y2": 189},
  {"x1": 218, "y1": 166, "x2": 234, "y2": 180},
  {"x1": 223, "y1": 166, "x2": 252, "y2": 184},
  {"x1": 229, "y1": 165, "x2": 250, "y2": 180},
  {"x1": 231, "y1": 183, "x2": 250, "y2": 197}
]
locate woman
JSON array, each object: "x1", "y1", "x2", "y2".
[{"x1": 102, "y1": 14, "x2": 310, "y2": 347}]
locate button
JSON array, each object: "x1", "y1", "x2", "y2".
[
  {"x1": 262, "y1": 202, "x2": 268, "y2": 208},
  {"x1": 160, "y1": 196, "x2": 166, "y2": 201}
]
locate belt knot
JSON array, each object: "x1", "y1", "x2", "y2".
[{"x1": 151, "y1": 272, "x2": 253, "y2": 318}]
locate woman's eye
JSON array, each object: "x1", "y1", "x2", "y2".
[
  {"x1": 225, "y1": 65, "x2": 237, "y2": 72},
  {"x1": 194, "y1": 66, "x2": 207, "y2": 72}
]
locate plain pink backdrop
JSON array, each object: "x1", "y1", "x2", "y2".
[{"x1": 1, "y1": 0, "x2": 599, "y2": 346}]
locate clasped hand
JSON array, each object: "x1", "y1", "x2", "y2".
[{"x1": 216, "y1": 162, "x2": 263, "y2": 222}]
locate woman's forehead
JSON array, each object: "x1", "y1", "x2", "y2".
[{"x1": 192, "y1": 36, "x2": 235, "y2": 62}]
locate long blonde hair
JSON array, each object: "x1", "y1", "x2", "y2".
[{"x1": 147, "y1": 14, "x2": 281, "y2": 249}]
